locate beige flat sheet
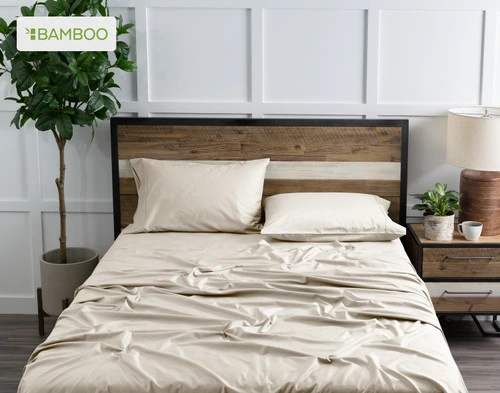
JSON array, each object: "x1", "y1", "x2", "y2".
[{"x1": 19, "y1": 233, "x2": 468, "y2": 393}]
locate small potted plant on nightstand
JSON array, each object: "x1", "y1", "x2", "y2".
[{"x1": 411, "y1": 183, "x2": 461, "y2": 241}]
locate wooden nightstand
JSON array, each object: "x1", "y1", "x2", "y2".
[{"x1": 405, "y1": 223, "x2": 500, "y2": 336}]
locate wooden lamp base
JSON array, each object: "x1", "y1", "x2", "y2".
[{"x1": 459, "y1": 169, "x2": 500, "y2": 236}]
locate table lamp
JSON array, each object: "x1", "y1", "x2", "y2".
[{"x1": 447, "y1": 107, "x2": 500, "y2": 236}]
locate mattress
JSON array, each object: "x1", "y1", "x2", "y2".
[{"x1": 18, "y1": 233, "x2": 468, "y2": 393}]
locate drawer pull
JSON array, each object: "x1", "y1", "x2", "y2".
[
  {"x1": 443, "y1": 256, "x2": 494, "y2": 261},
  {"x1": 443, "y1": 290, "x2": 493, "y2": 296}
]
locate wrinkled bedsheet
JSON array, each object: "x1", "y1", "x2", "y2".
[{"x1": 19, "y1": 233, "x2": 468, "y2": 393}]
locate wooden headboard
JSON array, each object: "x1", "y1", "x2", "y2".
[{"x1": 111, "y1": 118, "x2": 408, "y2": 238}]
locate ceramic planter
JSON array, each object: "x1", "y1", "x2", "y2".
[
  {"x1": 423, "y1": 213, "x2": 455, "y2": 241},
  {"x1": 40, "y1": 247, "x2": 98, "y2": 316}
]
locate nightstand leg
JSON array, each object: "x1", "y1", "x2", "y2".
[
  {"x1": 493, "y1": 315, "x2": 500, "y2": 332},
  {"x1": 37, "y1": 287, "x2": 45, "y2": 336},
  {"x1": 471, "y1": 314, "x2": 500, "y2": 337}
]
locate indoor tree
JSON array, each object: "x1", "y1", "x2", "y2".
[{"x1": 0, "y1": 0, "x2": 137, "y2": 264}]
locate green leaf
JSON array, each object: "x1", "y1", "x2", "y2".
[
  {"x1": 43, "y1": 90, "x2": 54, "y2": 104},
  {"x1": 11, "y1": 59, "x2": 35, "y2": 91},
  {"x1": 21, "y1": 6, "x2": 32, "y2": 16},
  {"x1": 424, "y1": 190, "x2": 435, "y2": 202},
  {"x1": 69, "y1": 61, "x2": 79, "y2": 73},
  {"x1": 60, "y1": 52, "x2": 76, "y2": 65},
  {"x1": 54, "y1": 76, "x2": 74, "y2": 99},
  {"x1": 102, "y1": 95, "x2": 117, "y2": 116},
  {"x1": 435, "y1": 183, "x2": 446, "y2": 195},
  {"x1": 87, "y1": 90, "x2": 103, "y2": 111},
  {"x1": 52, "y1": 62, "x2": 72, "y2": 76},
  {"x1": 0, "y1": 17, "x2": 8, "y2": 35},
  {"x1": 117, "y1": 23, "x2": 134, "y2": 36},
  {"x1": 101, "y1": 88, "x2": 121, "y2": 108},
  {"x1": 410, "y1": 193, "x2": 425, "y2": 201},
  {"x1": 411, "y1": 204, "x2": 429, "y2": 211},
  {"x1": 1, "y1": 34, "x2": 17, "y2": 60},
  {"x1": 98, "y1": 5, "x2": 107, "y2": 16},
  {"x1": 88, "y1": 0, "x2": 100, "y2": 16},
  {"x1": 35, "y1": 114, "x2": 56, "y2": 131},
  {"x1": 34, "y1": 75, "x2": 50, "y2": 88},
  {"x1": 10, "y1": 109, "x2": 22, "y2": 129},
  {"x1": 5, "y1": 96, "x2": 23, "y2": 103},
  {"x1": 446, "y1": 191, "x2": 462, "y2": 200},
  {"x1": 56, "y1": 114, "x2": 73, "y2": 140},
  {"x1": 114, "y1": 41, "x2": 130, "y2": 59},
  {"x1": 28, "y1": 90, "x2": 49, "y2": 115},
  {"x1": 72, "y1": 82, "x2": 90, "y2": 102},
  {"x1": 71, "y1": 108, "x2": 94, "y2": 126},
  {"x1": 88, "y1": 5, "x2": 99, "y2": 16},
  {"x1": 87, "y1": 56, "x2": 110, "y2": 80},
  {"x1": 93, "y1": 107, "x2": 109, "y2": 121},
  {"x1": 117, "y1": 59, "x2": 137, "y2": 72},
  {"x1": 76, "y1": 71, "x2": 88, "y2": 86},
  {"x1": 69, "y1": 0, "x2": 85, "y2": 15},
  {"x1": 20, "y1": 112, "x2": 31, "y2": 127},
  {"x1": 44, "y1": 0, "x2": 66, "y2": 15},
  {"x1": 116, "y1": 15, "x2": 134, "y2": 36},
  {"x1": 28, "y1": 3, "x2": 40, "y2": 17},
  {"x1": 77, "y1": 52, "x2": 94, "y2": 70},
  {"x1": 103, "y1": 71, "x2": 114, "y2": 82},
  {"x1": 47, "y1": 52, "x2": 61, "y2": 65}
]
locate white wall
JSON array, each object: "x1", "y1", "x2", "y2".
[{"x1": 0, "y1": 0, "x2": 499, "y2": 313}]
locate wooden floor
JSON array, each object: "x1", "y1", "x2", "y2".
[{"x1": 1, "y1": 315, "x2": 499, "y2": 393}]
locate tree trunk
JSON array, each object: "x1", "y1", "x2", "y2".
[{"x1": 52, "y1": 129, "x2": 67, "y2": 264}]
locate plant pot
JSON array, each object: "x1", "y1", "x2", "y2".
[
  {"x1": 423, "y1": 213, "x2": 455, "y2": 241},
  {"x1": 40, "y1": 247, "x2": 99, "y2": 316}
]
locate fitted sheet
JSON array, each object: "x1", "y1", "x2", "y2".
[{"x1": 19, "y1": 233, "x2": 467, "y2": 393}]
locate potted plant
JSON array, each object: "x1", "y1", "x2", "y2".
[
  {"x1": 0, "y1": 1, "x2": 136, "y2": 318},
  {"x1": 411, "y1": 183, "x2": 461, "y2": 241}
]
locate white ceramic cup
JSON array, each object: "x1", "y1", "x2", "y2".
[{"x1": 458, "y1": 221, "x2": 483, "y2": 241}]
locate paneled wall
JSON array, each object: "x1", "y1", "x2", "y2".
[{"x1": 1, "y1": 0, "x2": 499, "y2": 313}]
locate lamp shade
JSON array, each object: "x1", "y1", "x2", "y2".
[{"x1": 447, "y1": 107, "x2": 500, "y2": 171}]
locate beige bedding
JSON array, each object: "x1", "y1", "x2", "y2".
[{"x1": 19, "y1": 233, "x2": 467, "y2": 393}]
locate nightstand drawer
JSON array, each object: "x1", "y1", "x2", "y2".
[
  {"x1": 421, "y1": 248, "x2": 500, "y2": 278},
  {"x1": 426, "y1": 282, "x2": 500, "y2": 313}
]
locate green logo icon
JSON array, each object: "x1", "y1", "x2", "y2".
[{"x1": 26, "y1": 28, "x2": 36, "y2": 40}]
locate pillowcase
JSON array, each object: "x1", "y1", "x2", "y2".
[
  {"x1": 261, "y1": 192, "x2": 406, "y2": 241},
  {"x1": 124, "y1": 158, "x2": 270, "y2": 234}
]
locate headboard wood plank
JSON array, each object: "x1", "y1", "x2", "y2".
[
  {"x1": 111, "y1": 118, "x2": 408, "y2": 237},
  {"x1": 119, "y1": 178, "x2": 401, "y2": 196},
  {"x1": 116, "y1": 124, "x2": 402, "y2": 162}
]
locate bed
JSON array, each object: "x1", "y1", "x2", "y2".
[{"x1": 18, "y1": 118, "x2": 468, "y2": 393}]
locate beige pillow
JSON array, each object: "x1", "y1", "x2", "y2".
[
  {"x1": 261, "y1": 192, "x2": 406, "y2": 241},
  {"x1": 124, "y1": 158, "x2": 270, "y2": 233}
]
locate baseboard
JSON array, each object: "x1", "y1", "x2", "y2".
[{"x1": 0, "y1": 296, "x2": 37, "y2": 314}]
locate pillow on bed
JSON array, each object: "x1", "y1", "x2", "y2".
[
  {"x1": 261, "y1": 192, "x2": 406, "y2": 241},
  {"x1": 124, "y1": 158, "x2": 270, "y2": 234}
]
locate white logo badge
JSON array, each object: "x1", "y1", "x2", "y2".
[{"x1": 17, "y1": 17, "x2": 116, "y2": 51}]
